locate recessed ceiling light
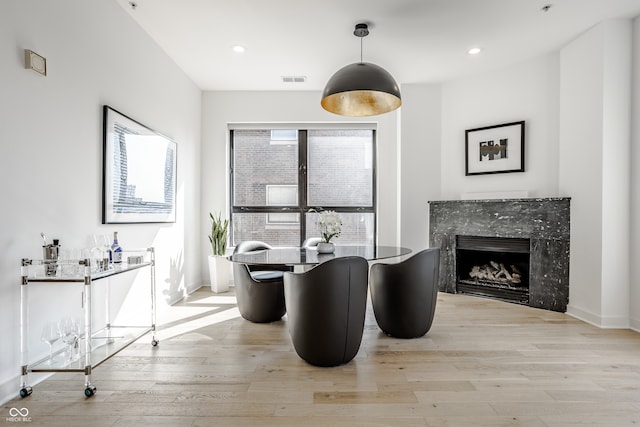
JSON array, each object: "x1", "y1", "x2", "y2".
[
  {"x1": 232, "y1": 45, "x2": 246, "y2": 53},
  {"x1": 468, "y1": 47, "x2": 482, "y2": 55}
]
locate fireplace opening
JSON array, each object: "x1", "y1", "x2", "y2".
[{"x1": 456, "y1": 235, "x2": 530, "y2": 305}]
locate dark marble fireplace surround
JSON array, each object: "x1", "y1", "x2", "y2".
[{"x1": 429, "y1": 198, "x2": 570, "y2": 312}]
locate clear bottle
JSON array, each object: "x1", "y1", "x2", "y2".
[{"x1": 111, "y1": 231, "x2": 123, "y2": 264}]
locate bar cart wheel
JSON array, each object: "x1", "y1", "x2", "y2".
[
  {"x1": 19, "y1": 386, "x2": 32, "y2": 398},
  {"x1": 151, "y1": 339, "x2": 159, "y2": 347},
  {"x1": 84, "y1": 385, "x2": 96, "y2": 397}
]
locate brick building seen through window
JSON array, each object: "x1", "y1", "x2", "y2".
[{"x1": 230, "y1": 128, "x2": 376, "y2": 246}]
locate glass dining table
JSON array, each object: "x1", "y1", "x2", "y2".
[{"x1": 228, "y1": 245, "x2": 412, "y2": 268}]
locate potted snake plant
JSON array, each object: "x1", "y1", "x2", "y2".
[{"x1": 208, "y1": 211, "x2": 231, "y2": 293}]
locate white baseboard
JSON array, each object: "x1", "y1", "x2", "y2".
[
  {"x1": 567, "y1": 304, "x2": 631, "y2": 329},
  {"x1": 0, "y1": 372, "x2": 53, "y2": 406},
  {"x1": 0, "y1": 377, "x2": 15, "y2": 406}
]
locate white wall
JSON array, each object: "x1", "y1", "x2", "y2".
[
  {"x1": 631, "y1": 16, "x2": 640, "y2": 331},
  {"x1": 399, "y1": 84, "x2": 442, "y2": 252},
  {"x1": 440, "y1": 54, "x2": 560, "y2": 200},
  {"x1": 558, "y1": 24, "x2": 606, "y2": 324},
  {"x1": 0, "y1": 0, "x2": 201, "y2": 403},
  {"x1": 200, "y1": 91, "x2": 399, "y2": 281},
  {"x1": 559, "y1": 20, "x2": 632, "y2": 328},
  {"x1": 601, "y1": 21, "x2": 632, "y2": 326}
]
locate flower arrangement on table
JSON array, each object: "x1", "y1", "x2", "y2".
[{"x1": 312, "y1": 209, "x2": 342, "y2": 253}]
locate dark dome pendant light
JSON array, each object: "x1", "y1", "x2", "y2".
[{"x1": 321, "y1": 23, "x2": 402, "y2": 117}]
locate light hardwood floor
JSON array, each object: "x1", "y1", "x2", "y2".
[{"x1": 4, "y1": 288, "x2": 640, "y2": 426}]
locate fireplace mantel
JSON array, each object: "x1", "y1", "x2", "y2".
[{"x1": 428, "y1": 197, "x2": 570, "y2": 312}]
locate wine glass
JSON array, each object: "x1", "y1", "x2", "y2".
[
  {"x1": 94, "y1": 234, "x2": 111, "y2": 270},
  {"x1": 58, "y1": 247, "x2": 72, "y2": 275},
  {"x1": 88, "y1": 235, "x2": 104, "y2": 271},
  {"x1": 60, "y1": 317, "x2": 79, "y2": 362},
  {"x1": 41, "y1": 321, "x2": 62, "y2": 364}
]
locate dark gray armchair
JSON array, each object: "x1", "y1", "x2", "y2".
[
  {"x1": 283, "y1": 256, "x2": 369, "y2": 367},
  {"x1": 302, "y1": 237, "x2": 322, "y2": 248},
  {"x1": 369, "y1": 248, "x2": 440, "y2": 338},
  {"x1": 232, "y1": 241, "x2": 291, "y2": 323}
]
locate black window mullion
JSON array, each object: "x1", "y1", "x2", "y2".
[
  {"x1": 298, "y1": 130, "x2": 308, "y2": 245},
  {"x1": 372, "y1": 129, "x2": 377, "y2": 244},
  {"x1": 229, "y1": 129, "x2": 235, "y2": 244}
]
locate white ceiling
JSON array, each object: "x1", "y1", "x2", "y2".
[{"x1": 116, "y1": 0, "x2": 640, "y2": 91}]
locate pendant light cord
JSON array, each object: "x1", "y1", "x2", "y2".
[{"x1": 354, "y1": 23, "x2": 369, "y2": 64}]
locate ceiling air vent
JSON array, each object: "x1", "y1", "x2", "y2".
[{"x1": 281, "y1": 76, "x2": 306, "y2": 83}]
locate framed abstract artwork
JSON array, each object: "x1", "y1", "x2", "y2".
[
  {"x1": 102, "y1": 105, "x2": 177, "y2": 223},
  {"x1": 465, "y1": 121, "x2": 525, "y2": 176}
]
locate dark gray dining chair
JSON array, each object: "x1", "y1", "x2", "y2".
[
  {"x1": 283, "y1": 256, "x2": 369, "y2": 367},
  {"x1": 369, "y1": 248, "x2": 440, "y2": 338},
  {"x1": 302, "y1": 237, "x2": 322, "y2": 248},
  {"x1": 232, "y1": 241, "x2": 291, "y2": 323}
]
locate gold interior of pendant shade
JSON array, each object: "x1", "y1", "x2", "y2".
[{"x1": 321, "y1": 90, "x2": 402, "y2": 117}]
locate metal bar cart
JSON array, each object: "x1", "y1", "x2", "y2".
[{"x1": 19, "y1": 247, "x2": 157, "y2": 398}]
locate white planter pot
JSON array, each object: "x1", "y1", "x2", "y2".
[
  {"x1": 208, "y1": 255, "x2": 231, "y2": 293},
  {"x1": 317, "y1": 242, "x2": 335, "y2": 254}
]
